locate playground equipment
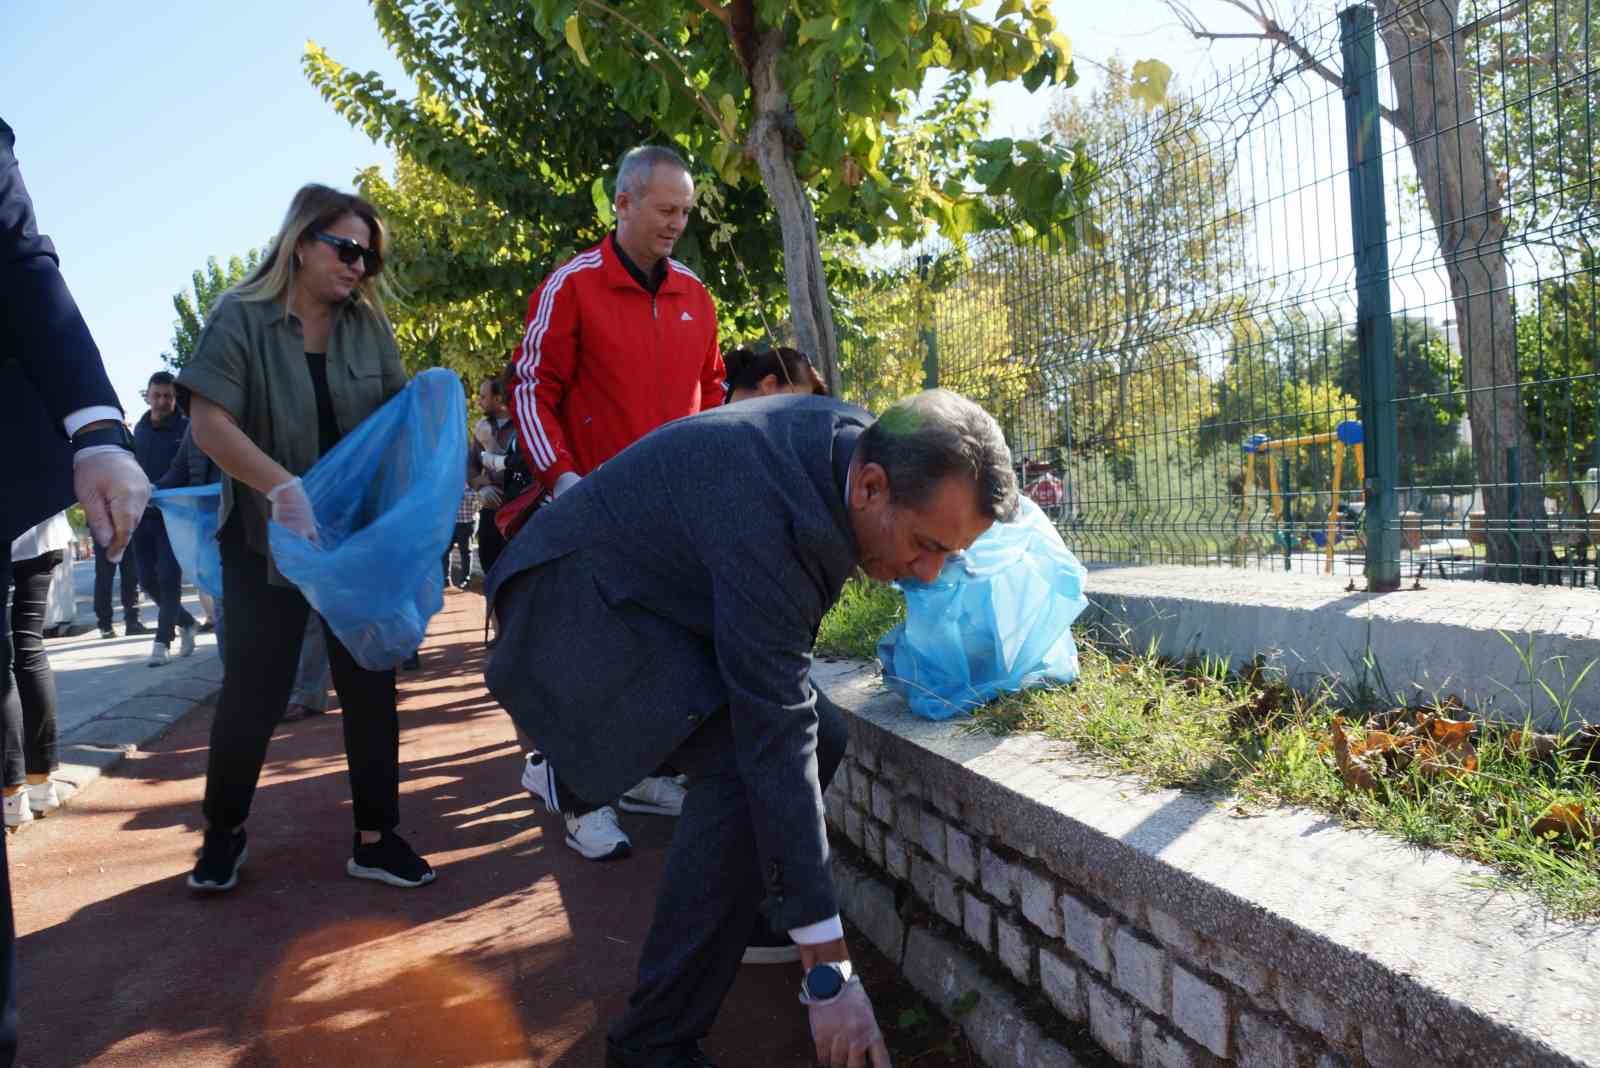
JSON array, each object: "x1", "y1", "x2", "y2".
[{"x1": 1241, "y1": 420, "x2": 1364, "y2": 573}]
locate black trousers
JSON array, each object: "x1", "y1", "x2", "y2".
[
  {"x1": 609, "y1": 688, "x2": 848, "y2": 1052},
  {"x1": 131, "y1": 512, "x2": 195, "y2": 646},
  {"x1": 92, "y1": 537, "x2": 139, "y2": 629},
  {"x1": 201, "y1": 520, "x2": 401, "y2": 833},
  {"x1": 0, "y1": 547, "x2": 23, "y2": 1067},
  {"x1": 476, "y1": 508, "x2": 506, "y2": 577},
  {"x1": 3, "y1": 551, "x2": 60, "y2": 787},
  {"x1": 442, "y1": 521, "x2": 473, "y2": 587}
]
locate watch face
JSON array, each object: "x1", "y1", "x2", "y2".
[{"x1": 806, "y1": 964, "x2": 845, "y2": 1001}]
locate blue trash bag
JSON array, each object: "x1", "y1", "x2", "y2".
[
  {"x1": 150, "y1": 484, "x2": 223, "y2": 599},
  {"x1": 877, "y1": 496, "x2": 1088, "y2": 721},
  {"x1": 269, "y1": 368, "x2": 467, "y2": 670}
]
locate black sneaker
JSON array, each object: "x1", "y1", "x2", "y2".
[
  {"x1": 347, "y1": 831, "x2": 435, "y2": 888},
  {"x1": 188, "y1": 828, "x2": 247, "y2": 892},
  {"x1": 400, "y1": 653, "x2": 421, "y2": 671},
  {"x1": 605, "y1": 1039, "x2": 717, "y2": 1068},
  {"x1": 98, "y1": 625, "x2": 115, "y2": 640},
  {"x1": 197, "y1": 620, "x2": 215, "y2": 634},
  {"x1": 124, "y1": 619, "x2": 150, "y2": 636}
]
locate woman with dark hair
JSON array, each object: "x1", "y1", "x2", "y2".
[
  {"x1": 179, "y1": 183, "x2": 434, "y2": 893},
  {"x1": 723, "y1": 345, "x2": 828, "y2": 403}
]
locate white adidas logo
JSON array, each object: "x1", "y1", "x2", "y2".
[{"x1": 680, "y1": 311, "x2": 693, "y2": 321}]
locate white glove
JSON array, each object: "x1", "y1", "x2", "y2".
[
  {"x1": 267, "y1": 476, "x2": 319, "y2": 542},
  {"x1": 73, "y1": 447, "x2": 151, "y2": 563},
  {"x1": 478, "y1": 485, "x2": 504, "y2": 510},
  {"x1": 808, "y1": 979, "x2": 891, "y2": 1068},
  {"x1": 482, "y1": 452, "x2": 507, "y2": 474},
  {"x1": 553, "y1": 471, "x2": 581, "y2": 498}
]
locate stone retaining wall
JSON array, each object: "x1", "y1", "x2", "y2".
[{"x1": 814, "y1": 659, "x2": 1598, "y2": 1068}]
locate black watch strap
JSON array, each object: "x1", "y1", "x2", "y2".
[{"x1": 70, "y1": 423, "x2": 135, "y2": 454}]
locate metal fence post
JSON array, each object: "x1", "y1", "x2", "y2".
[
  {"x1": 1340, "y1": 5, "x2": 1401, "y2": 591},
  {"x1": 916, "y1": 253, "x2": 940, "y2": 389}
]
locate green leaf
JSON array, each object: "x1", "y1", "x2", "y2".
[
  {"x1": 718, "y1": 92, "x2": 739, "y2": 139},
  {"x1": 591, "y1": 175, "x2": 614, "y2": 225},
  {"x1": 1129, "y1": 57, "x2": 1173, "y2": 112},
  {"x1": 564, "y1": 14, "x2": 589, "y2": 67},
  {"x1": 798, "y1": 16, "x2": 834, "y2": 45},
  {"x1": 995, "y1": 0, "x2": 1026, "y2": 16},
  {"x1": 972, "y1": 137, "x2": 1013, "y2": 159}
]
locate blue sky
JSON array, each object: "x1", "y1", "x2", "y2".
[{"x1": 8, "y1": 1, "x2": 1221, "y2": 418}]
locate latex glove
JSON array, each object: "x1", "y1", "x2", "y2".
[
  {"x1": 808, "y1": 980, "x2": 891, "y2": 1068},
  {"x1": 478, "y1": 486, "x2": 504, "y2": 510},
  {"x1": 267, "y1": 476, "x2": 319, "y2": 542},
  {"x1": 482, "y1": 452, "x2": 507, "y2": 474},
  {"x1": 553, "y1": 471, "x2": 581, "y2": 498},
  {"x1": 73, "y1": 447, "x2": 151, "y2": 563}
]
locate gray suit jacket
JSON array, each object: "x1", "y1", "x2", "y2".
[{"x1": 485, "y1": 395, "x2": 868, "y2": 930}]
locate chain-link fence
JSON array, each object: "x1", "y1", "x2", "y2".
[{"x1": 838, "y1": 0, "x2": 1600, "y2": 587}]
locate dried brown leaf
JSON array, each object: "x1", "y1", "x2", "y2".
[
  {"x1": 1330, "y1": 716, "x2": 1381, "y2": 793},
  {"x1": 1508, "y1": 729, "x2": 1561, "y2": 765},
  {"x1": 1532, "y1": 802, "x2": 1594, "y2": 841}
]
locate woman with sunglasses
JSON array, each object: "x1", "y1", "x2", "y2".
[
  {"x1": 177, "y1": 183, "x2": 435, "y2": 893},
  {"x1": 723, "y1": 345, "x2": 828, "y2": 403}
]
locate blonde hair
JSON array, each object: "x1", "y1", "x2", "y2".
[{"x1": 230, "y1": 183, "x2": 393, "y2": 321}]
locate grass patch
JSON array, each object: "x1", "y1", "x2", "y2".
[
  {"x1": 816, "y1": 578, "x2": 905, "y2": 660},
  {"x1": 962, "y1": 634, "x2": 1600, "y2": 918}
]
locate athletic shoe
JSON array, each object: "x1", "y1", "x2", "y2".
[
  {"x1": 197, "y1": 620, "x2": 215, "y2": 634},
  {"x1": 124, "y1": 619, "x2": 150, "y2": 636},
  {"x1": 178, "y1": 624, "x2": 196, "y2": 658},
  {"x1": 347, "y1": 831, "x2": 436, "y2": 888},
  {"x1": 521, "y1": 751, "x2": 561, "y2": 813},
  {"x1": 564, "y1": 806, "x2": 631, "y2": 861},
  {"x1": 147, "y1": 642, "x2": 170, "y2": 667},
  {"x1": 188, "y1": 828, "x2": 247, "y2": 892},
  {"x1": 2, "y1": 792, "x2": 33, "y2": 830},
  {"x1": 401, "y1": 653, "x2": 421, "y2": 671},
  {"x1": 619, "y1": 775, "x2": 687, "y2": 816},
  {"x1": 741, "y1": 918, "x2": 801, "y2": 964},
  {"x1": 25, "y1": 780, "x2": 60, "y2": 817},
  {"x1": 606, "y1": 1039, "x2": 718, "y2": 1068},
  {"x1": 99, "y1": 625, "x2": 115, "y2": 639},
  {"x1": 281, "y1": 703, "x2": 326, "y2": 723}
]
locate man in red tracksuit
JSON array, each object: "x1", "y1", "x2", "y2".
[{"x1": 509, "y1": 144, "x2": 725, "y2": 862}]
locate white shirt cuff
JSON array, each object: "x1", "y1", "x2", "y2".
[
  {"x1": 63, "y1": 405, "x2": 124, "y2": 438},
  {"x1": 789, "y1": 914, "x2": 844, "y2": 946}
]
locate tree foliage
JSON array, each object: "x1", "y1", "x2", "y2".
[
  {"x1": 164, "y1": 249, "x2": 263, "y2": 369},
  {"x1": 1515, "y1": 258, "x2": 1600, "y2": 511}
]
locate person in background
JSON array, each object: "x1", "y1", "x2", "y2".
[
  {"x1": 444, "y1": 482, "x2": 476, "y2": 591},
  {"x1": 509, "y1": 144, "x2": 725, "y2": 861},
  {"x1": 281, "y1": 614, "x2": 331, "y2": 723},
  {"x1": 722, "y1": 345, "x2": 828, "y2": 404},
  {"x1": 3, "y1": 511, "x2": 73, "y2": 827},
  {"x1": 179, "y1": 182, "x2": 433, "y2": 893},
  {"x1": 470, "y1": 372, "x2": 513, "y2": 582},
  {"x1": 131, "y1": 371, "x2": 198, "y2": 667},
  {"x1": 2, "y1": 113, "x2": 154, "y2": 1068},
  {"x1": 92, "y1": 499, "x2": 143, "y2": 639},
  {"x1": 155, "y1": 423, "x2": 224, "y2": 657}
]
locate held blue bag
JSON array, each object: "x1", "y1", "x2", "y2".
[
  {"x1": 150, "y1": 484, "x2": 223, "y2": 599},
  {"x1": 877, "y1": 496, "x2": 1088, "y2": 720},
  {"x1": 269, "y1": 368, "x2": 467, "y2": 670}
]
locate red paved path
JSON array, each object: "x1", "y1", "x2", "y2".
[{"x1": 11, "y1": 592, "x2": 820, "y2": 1067}]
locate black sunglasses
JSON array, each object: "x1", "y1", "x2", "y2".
[{"x1": 311, "y1": 231, "x2": 383, "y2": 275}]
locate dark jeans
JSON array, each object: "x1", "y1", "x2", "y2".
[
  {"x1": 131, "y1": 512, "x2": 194, "y2": 646},
  {"x1": 476, "y1": 508, "x2": 506, "y2": 577},
  {"x1": 202, "y1": 519, "x2": 401, "y2": 833},
  {"x1": 3, "y1": 551, "x2": 61, "y2": 787},
  {"x1": 443, "y1": 521, "x2": 473, "y2": 588},
  {"x1": 610, "y1": 689, "x2": 848, "y2": 1052},
  {"x1": 92, "y1": 537, "x2": 140, "y2": 630},
  {"x1": 0, "y1": 546, "x2": 23, "y2": 1066}
]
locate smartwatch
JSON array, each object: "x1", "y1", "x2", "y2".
[
  {"x1": 799, "y1": 960, "x2": 854, "y2": 1006},
  {"x1": 70, "y1": 422, "x2": 135, "y2": 455}
]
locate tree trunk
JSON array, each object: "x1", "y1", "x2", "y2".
[
  {"x1": 745, "y1": 28, "x2": 843, "y2": 396},
  {"x1": 1374, "y1": 0, "x2": 1549, "y2": 580}
]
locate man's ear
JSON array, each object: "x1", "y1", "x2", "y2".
[{"x1": 854, "y1": 462, "x2": 888, "y2": 506}]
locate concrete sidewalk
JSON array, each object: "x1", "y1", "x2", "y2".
[{"x1": 10, "y1": 590, "x2": 829, "y2": 1068}]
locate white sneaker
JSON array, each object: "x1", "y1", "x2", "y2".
[
  {"x1": 521, "y1": 751, "x2": 561, "y2": 813},
  {"x1": 619, "y1": 775, "x2": 687, "y2": 816},
  {"x1": 147, "y1": 642, "x2": 171, "y2": 667},
  {"x1": 3, "y1": 792, "x2": 33, "y2": 829},
  {"x1": 25, "y1": 780, "x2": 60, "y2": 816},
  {"x1": 563, "y1": 806, "x2": 631, "y2": 861},
  {"x1": 178, "y1": 624, "x2": 196, "y2": 658}
]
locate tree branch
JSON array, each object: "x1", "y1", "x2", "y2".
[
  {"x1": 577, "y1": 0, "x2": 727, "y2": 132},
  {"x1": 692, "y1": 0, "x2": 731, "y2": 25}
]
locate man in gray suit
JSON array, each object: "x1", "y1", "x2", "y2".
[{"x1": 486, "y1": 389, "x2": 1018, "y2": 1068}]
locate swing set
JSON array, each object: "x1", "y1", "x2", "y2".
[{"x1": 1241, "y1": 420, "x2": 1365, "y2": 574}]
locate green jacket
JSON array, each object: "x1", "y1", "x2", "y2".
[{"x1": 178, "y1": 292, "x2": 407, "y2": 580}]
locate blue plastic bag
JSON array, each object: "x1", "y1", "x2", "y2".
[
  {"x1": 269, "y1": 368, "x2": 467, "y2": 670},
  {"x1": 150, "y1": 484, "x2": 223, "y2": 599},
  {"x1": 878, "y1": 496, "x2": 1088, "y2": 720}
]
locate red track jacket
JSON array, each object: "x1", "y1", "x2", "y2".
[{"x1": 511, "y1": 234, "x2": 724, "y2": 486}]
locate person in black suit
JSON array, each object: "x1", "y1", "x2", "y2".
[
  {"x1": 486, "y1": 390, "x2": 1018, "y2": 1068},
  {"x1": 0, "y1": 116, "x2": 152, "y2": 1068}
]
